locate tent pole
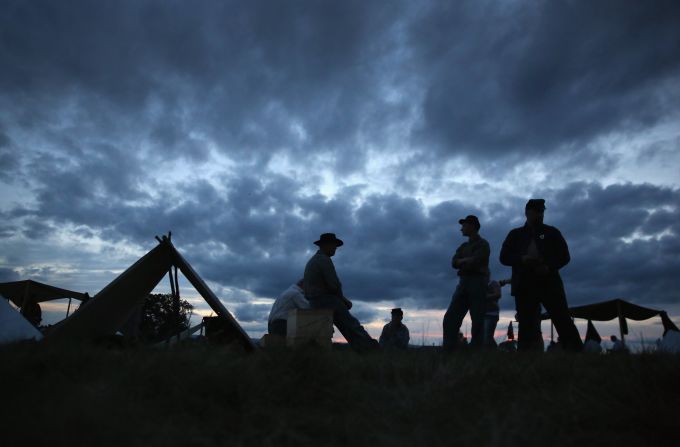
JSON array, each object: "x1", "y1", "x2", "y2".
[
  {"x1": 20, "y1": 282, "x2": 30, "y2": 313},
  {"x1": 168, "y1": 268, "x2": 176, "y2": 297},
  {"x1": 66, "y1": 298, "x2": 72, "y2": 318},
  {"x1": 174, "y1": 265, "x2": 180, "y2": 342},
  {"x1": 617, "y1": 300, "x2": 625, "y2": 345},
  {"x1": 174, "y1": 265, "x2": 180, "y2": 299},
  {"x1": 167, "y1": 268, "x2": 177, "y2": 344}
]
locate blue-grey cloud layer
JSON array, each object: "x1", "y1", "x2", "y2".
[{"x1": 1, "y1": 1, "x2": 679, "y2": 320}]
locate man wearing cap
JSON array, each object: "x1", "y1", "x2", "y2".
[
  {"x1": 303, "y1": 233, "x2": 379, "y2": 350},
  {"x1": 443, "y1": 215, "x2": 491, "y2": 349},
  {"x1": 500, "y1": 199, "x2": 583, "y2": 352},
  {"x1": 379, "y1": 308, "x2": 410, "y2": 349}
]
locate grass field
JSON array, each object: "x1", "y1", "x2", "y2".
[{"x1": 2, "y1": 343, "x2": 679, "y2": 447}]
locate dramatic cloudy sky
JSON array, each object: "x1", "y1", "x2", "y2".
[{"x1": 2, "y1": 0, "x2": 679, "y2": 345}]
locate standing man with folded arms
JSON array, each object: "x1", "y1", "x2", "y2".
[
  {"x1": 443, "y1": 215, "x2": 491, "y2": 349},
  {"x1": 500, "y1": 199, "x2": 583, "y2": 352}
]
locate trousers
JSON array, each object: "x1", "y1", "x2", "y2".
[
  {"x1": 484, "y1": 314, "x2": 499, "y2": 347},
  {"x1": 514, "y1": 276, "x2": 583, "y2": 352},
  {"x1": 268, "y1": 319, "x2": 287, "y2": 337},
  {"x1": 443, "y1": 275, "x2": 487, "y2": 349},
  {"x1": 307, "y1": 295, "x2": 379, "y2": 351}
]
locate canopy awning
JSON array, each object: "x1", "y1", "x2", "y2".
[
  {"x1": 542, "y1": 298, "x2": 679, "y2": 341},
  {"x1": 570, "y1": 299, "x2": 661, "y2": 321},
  {"x1": 0, "y1": 280, "x2": 88, "y2": 308}
]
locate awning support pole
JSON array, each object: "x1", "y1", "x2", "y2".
[
  {"x1": 617, "y1": 300, "x2": 625, "y2": 344},
  {"x1": 20, "y1": 282, "x2": 30, "y2": 313},
  {"x1": 173, "y1": 265, "x2": 180, "y2": 342}
]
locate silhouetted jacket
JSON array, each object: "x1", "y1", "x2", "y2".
[
  {"x1": 303, "y1": 250, "x2": 344, "y2": 299},
  {"x1": 379, "y1": 322, "x2": 410, "y2": 349},
  {"x1": 499, "y1": 223, "x2": 570, "y2": 297},
  {"x1": 451, "y1": 235, "x2": 490, "y2": 277}
]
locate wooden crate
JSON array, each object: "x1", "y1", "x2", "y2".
[
  {"x1": 286, "y1": 308, "x2": 334, "y2": 348},
  {"x1": 286, "y1": 335, "x2": 332, "y2": 349},
  {"x1": 260, "y1": 333, "x2": 287, "y2": 348}
]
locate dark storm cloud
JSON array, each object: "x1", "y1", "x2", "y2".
[
  {"x1": 233, "y1": 303, "x2": 270, "y2": 323},
  {"x1": 0, "y1": 0, "x2": 406, "y2": 171},
  {"x1": 542, "y1": 182, "x2": 680, "y2": 307},
  {"x1": 2, "y1": 0, "x2": 678, "y2": 189},
  {"x1": 10, "y1": 143, "x2": 678, "y2": 313},
  {"x1": 0, "y1": 126, "x2": 18, "y2": 181},
  {"x1": 0, "y1": 131, "x2": 10, "y2": 148},
  {"x1": 1, "y1": 0, "x2": 680, "y2": 328},
  {"x1": 349, "y1": 302, "x2": 380, "y2": 325},
  {"x1": 412, "y1": 0, "x2": 680, "y2": 158},
  {"x1": 0, "y1": 267, "x2": 20, "y2": 282},
  {"x1": 187, "y1": 181, "x2": 679, "y2": 311}
]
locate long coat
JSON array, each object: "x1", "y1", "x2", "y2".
[{"x1": 499, "y1": 223, "x2": 570, "y2": 297}]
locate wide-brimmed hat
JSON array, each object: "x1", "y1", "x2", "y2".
[
  {"x1": 314, "y1": 233, "x2": 344, "y2": 247},
  {"x1": 525, "y1": 199, "x2": 546, "y2": 211},
  {"x1": 391, "y1": 308, "x2": 403, "y2": 315},
  {"x1": 458, "y1": 215, "x2": 481, "y2": 230}
]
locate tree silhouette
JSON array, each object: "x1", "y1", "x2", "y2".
[{"x1": 139, "y1": 293, "x2": 193, "y2": 342}]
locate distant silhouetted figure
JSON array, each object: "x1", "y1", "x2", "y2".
[
  {"x1": 484, "y1": 278, "x2": 510, "y2": 347},
  {"x1": 498, "y1": 339, "x2": 516, "y2": 352},
  {"x1": 498, "y1": 320, "x2": 517, "y2": 352},
  {"x1": 500, "y1": 199, "x2": 583, "y2": 352},
  {"x1": 303, "y1": 233, "x2": 379, "y2": 351},
  {"x1": 546, "y1": 336, "x2": 562, "y2": 352},
  {"x1": 268, "y1": 279, "x2": 309, "y2": 337},
  {"x1": 21, "y1": 301, "x2": 42, "y2": 327},
  {"x1": 608, "y1": 335, "x2": 627, "y2": 353},
  {"x1": 583, "y1": 339, "x2": 602, "y2": 353},
  {"x1": 379, "y1": 308, "x2": 410, "y2": 349},
  {"x1": 443, "y1": 215, "x2": 490, "y2": 349}
]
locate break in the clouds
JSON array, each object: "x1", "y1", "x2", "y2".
[{"x1": 1, "y1": 1, "x2": 679, "y2": 337}]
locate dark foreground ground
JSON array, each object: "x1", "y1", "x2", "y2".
[{"x1": 2, "y1": 343, "x2": 679, "y2": 447}]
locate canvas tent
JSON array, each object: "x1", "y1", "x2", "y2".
[
  {"x1": 45, "y1": 235, "x2": 255, "y2": 351},
  {"x1": 0, "y1": 295, "x2": 43, "y2": 344},
  {"x1": 0, "y1": 279, "x2": 89, "y2": 324},
  {"x1": 582, "y1": 320, "x2": 603, "y2": 353},
  {"x1": 543, "y1": 298, "x2": 679, "y2": 343},
  {"x1": 584, "y1": 320, "x2": 602, "y2": 343}
]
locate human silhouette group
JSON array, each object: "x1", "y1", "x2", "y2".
[{"x1": 268, "y1": 198, "x2": 584, "y2": 352}]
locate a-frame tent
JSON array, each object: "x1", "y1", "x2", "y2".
[
  {"x1": 584, "y1": 319, "x2": 602, "y2": 343},
  {"x1": 0, "y1": 295, "x2": 43, "y2": 344},
  {"x1": 45, "y1": 235, "x2": 255, "y2": 351}
]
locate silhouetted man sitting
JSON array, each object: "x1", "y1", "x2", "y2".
[
  {"x1": 379, "y1": 308, "x2": 410, "y2": 349},
  {"x1": 303, "y1": 233, "x2": 379, "y2": 351},
  {"x1": 500, "y1": 199, "x2": 583, "y2": 352},
  {"x1": 268, "y1": 279, "x2": 309, "y2": 337},
  {"x1": 443, "y1": 215, "x2": 490, "y2": 349},
  {"x1": 608, "y1": 335, "x2": 627, "y2": 353},
  {"x1": 21, "y1": 301, "x2": 42, "y2": 328}
]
